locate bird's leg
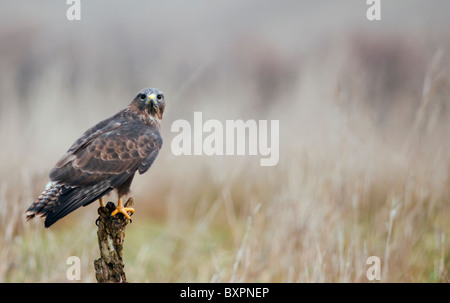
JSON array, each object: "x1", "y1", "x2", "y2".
[
  {"x1": 99, "y1": 197, "x2": 104, "y2": 208},
  {"x1": 111, "y1": 197, "x2": 135, "y2": 220}
]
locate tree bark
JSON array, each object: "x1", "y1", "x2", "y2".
[{"x1": 94, "y1": 198, "x2": 133, "y2": 283}]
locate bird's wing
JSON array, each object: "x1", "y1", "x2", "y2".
[
  {"x1": 50, "y1": 119, "x2": 162, "y2": 187},
  {"x1": 53, "y1": 118, "x2": 122, "y2": 169}
]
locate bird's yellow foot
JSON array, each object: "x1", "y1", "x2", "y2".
[
  {"x1": 111, "y1": 198, "x2": 134, "y2": 220},
  {"x1": 99, "y1": 197, "x2": 105, "y2": 208}
]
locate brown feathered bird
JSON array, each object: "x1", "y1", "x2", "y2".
[{"x1": 26, "y1": 88, "x2": 165, "y2": 227}]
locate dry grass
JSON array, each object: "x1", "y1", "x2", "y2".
[{"x1": 1, "y1": 1, "x2": 450, "y2": 282}]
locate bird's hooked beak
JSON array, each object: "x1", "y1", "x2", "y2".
[{"x1": 146, "y1": 94, "x2": 157, "y2": 105}]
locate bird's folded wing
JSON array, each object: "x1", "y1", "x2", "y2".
[{"x1": 49, "y1": 120, "x2": 162, "y2": 187}]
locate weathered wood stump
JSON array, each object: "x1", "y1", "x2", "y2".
[{"x1": 94, "y1": 198, "x2": 134, "y2": 283}]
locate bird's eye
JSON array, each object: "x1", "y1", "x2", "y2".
[
  {"x1": 139, "y1": 94, "x2": 146, "y2": 101},
  {"x1": 156, "y1": 94, "x2": 163, "y2": 100}
]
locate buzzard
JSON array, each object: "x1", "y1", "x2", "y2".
[{"x1": 26, "y1": 88, "x2": 165, "y2": 227}]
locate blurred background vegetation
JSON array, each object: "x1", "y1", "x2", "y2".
[{"x1": 1, "y1": 0, "x2": 450, "y2": 282}]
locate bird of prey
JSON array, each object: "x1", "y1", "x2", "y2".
[{"x1": 26, "y1": 88, "x2": 165, "y2": 228}]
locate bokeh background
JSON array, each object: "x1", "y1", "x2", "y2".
[{"x1": 1, "y1": 0, "x2": 450, "y2": 282}]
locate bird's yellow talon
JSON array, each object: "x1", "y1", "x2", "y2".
[
  {"x1": 111, "y1": 198, "x2": 134, "y2": 220},
  {"x1": 99, "y1": 197, "x2": 105, "y2": 208}
]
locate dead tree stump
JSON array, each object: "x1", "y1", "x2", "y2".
[{"x1": 94, "y1": 198, "x2": 134, "y2": 283}]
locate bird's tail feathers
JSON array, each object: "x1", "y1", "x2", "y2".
[
  {"x1": 43, "y1": 181, "x2": 111, "y2": 227},
  {"x1": 27, "y1": 180, "x2": 112, "y2": 227},
  {"x1": 26, "y1": 181, "x2": 61, "y2": 221}
]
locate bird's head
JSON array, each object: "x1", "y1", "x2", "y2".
[{"x1": 135, "y1": 88, "x2": 165, "y2": 120}]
